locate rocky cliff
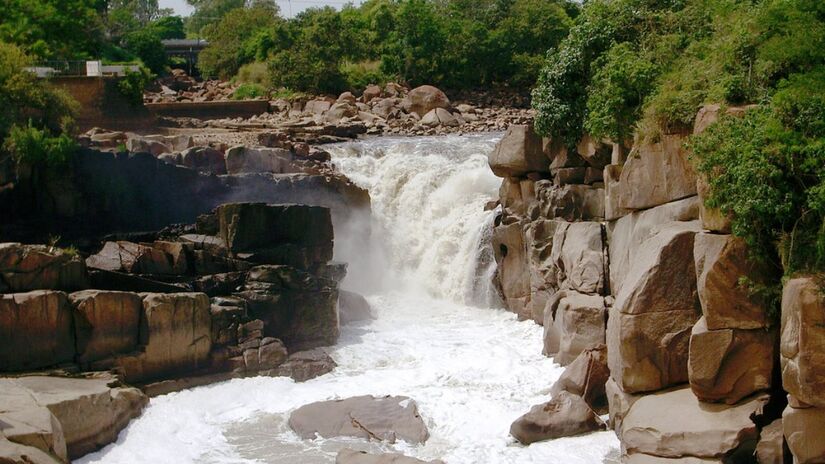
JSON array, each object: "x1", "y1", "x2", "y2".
[{"x1": 490, "y1": 106, "x2": 820, "y2": 462}]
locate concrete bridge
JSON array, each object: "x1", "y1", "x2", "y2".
[{"x1": 161, "y1": 39, "x2": 209, "y2": 76}]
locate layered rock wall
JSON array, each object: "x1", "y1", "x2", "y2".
[{"x1": 491, "y1": 110, "x2": 808, "y2": 462}]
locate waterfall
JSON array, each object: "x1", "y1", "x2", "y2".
[{"x1": 326, "y1": 133, "x2": 503, "y2": 307}]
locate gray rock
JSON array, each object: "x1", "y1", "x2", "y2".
[
  {"x1": 339, "y1": 290, "x2": 373, "y2": 324},
  {"x1": 336, "y1": 448, "x2": 444, "y2": 464},
  {"x1": 510, "y1": 391, "x2": 605, "y2": 444},
  {"x1": 289, "y1": 395, "x2": 429, "y2": 444}
]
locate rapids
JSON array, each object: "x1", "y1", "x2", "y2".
[{"x1": 78, "y1": 133, "x2": 620, "y2": 464}]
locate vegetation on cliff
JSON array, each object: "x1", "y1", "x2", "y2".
[{"x1": 531, "y1": 0, "x2": 824, "y2": 279}]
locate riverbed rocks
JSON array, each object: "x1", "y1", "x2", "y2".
[
  {"x1": 0, "y1": 374, "x2": 147, "y2": 461},
  {"x1": 510, "y1": 391, "x2": 606, "y2": 444},
  {"x1": 289, "y1": 395, "x2": 429, "y2": 444}
]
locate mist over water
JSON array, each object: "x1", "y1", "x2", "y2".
[{"x1": 79, "y1": 134, "x2": 619, "y2": 464}]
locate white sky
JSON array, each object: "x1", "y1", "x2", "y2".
[{"x1": 159, "y1": 0, "x2": 364, "y2": 18}]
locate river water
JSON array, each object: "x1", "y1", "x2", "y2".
[{"x1": 79, "y1": 134, "x2": 619, "y2": 464}]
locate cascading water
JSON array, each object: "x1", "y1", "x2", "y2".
[{"x1": 79, "y1": 134, "x2": 618, "y2": 464}]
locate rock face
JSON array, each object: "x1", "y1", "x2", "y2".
[
  {"x1": 755, "y1": 419, "x2": 786, "y2": 464},
  {"x1": 546, "y1": 292, "x2": 606, "y2": 366},
  {"x1": 225, "y1": 146, "x2": 294, "y2": 174},
  {"x1": 289, "y1": 395, "x2": 429, "y2": 444},
  {"x1": 688, "y1": 317, "x2": 775, "y2": 404},
  {"x1": 607, "y1": 223, "x2": 702, "y2": 393},
  {"x1": 510, "y1": 391, "x2": 605, "y2": 444},
  {"x1": 621, "y1": 387, "x2": 767, "y2": 461},
  {"x1": 551, "y1": 345, "x2": 610, "y2": 411},
  {"x1": 783, "y1": 405, "x2": 825, "y2": 464},
  {"x1": 336, "y1": 449, "x2": 444, "y2": 464},
  {"x1": 0, "y1": 291, "x2": 74, "y2": 371},
  {"x1": 181, "y1": 146, "x2": 227, "y2": 175},
  {"x1": 0, "y1": 243, "x2": 88, "y2": 293},
  {"x1": 488, "y1": 125, "x2": 549, "y2": 177},
  {"x1": 401, "y1": 85, "x2": 449, "y2": 117},
  {"x1": 780, "y1": 277, "x2": 825, "y2": 408},
  {"x1": 613, "y1": 135, "x2": 697, "y2": 211},
  {"x1": 70, "y1": 290, "x2": 142, "y2": 366},
  {"x1": 0, "y1": 375, "x2": 147, "y2": 461}
]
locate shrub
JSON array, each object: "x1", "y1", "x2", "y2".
[
  {"x1": 341, "y1": 60, "x2": 387, "y2": 91},
  {"x1": 232, "y1": 83, "x2": 267, "y2": 100},
  {"x1": 4, "y1": 122, "x2": 78, "y2": 167},
  {"x1": 118, "y1": 67, "x2": 154, "y2": 106},
  {"x1": 235, "y1": 62, "x2": 270, "y2": 86}
]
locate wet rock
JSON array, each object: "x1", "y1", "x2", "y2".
[
  {"x1": 488, "y1": 124, "x2": 549, "y2": 177},
  {"x1": 0, "y1": 375, "x2": 147, "y2": 460},
  {"x1": 181, "y1": 146, "x2": 227, "y2": 175},
  {"x1": 780, "y1": 277, "x2": 825, "y2": 408},
  {"x1": 339, "y1": 289, "x2": 373, "y2": 324},
  {"x1": 217, "y1": 203, "x2": 333, "y2": 257},
  {"x1": 0, "y1": 291, "x2": 74, "y2": 371},
  {"x1": 551, "y1": 345, "x2": 609, "y2": 411},
  {"x1": 402, "y1": 85, "x2": 449, "y2": 117},
  {"x1": 336, "y1": 449, "x2": 444, "y2": 464},
  {"x1": 613, "y1": 135, "x2": 697, "y2": 211},
  {"x1": 621, "y1": 387, "x2": 767, "y2": 460},
  {"x1": 225, "y1": 146, "x2": 294, "y2": 175},
  {"x1": 70, "y1": 290, "x2": 142, "y2": 366},
  {"x1": 273, "y1": 347, "x2": 336, "y2": 381},
  {"x1": 688, "y1": 317, "x2": 775, "y2": 404},
  {"x1": 0, "y1": 243, "x2": 88, "y2": 293},
  {"x1": 783, "y1": 405, "x2": 825, "y2": 463},
  {"x1": 510, "y1": 391, "x2": 605, "y2": 444},
  {"x1": 546, "y1": 292, "x2": 606, "y2": 366},
  {"x1": 289, "y1": 395, "x2": 429, "y2": 444},
  {"x1": 492, "y1": 221, "x2": 530, "y2": 320},
  {"x1": 694, "y1": 233, "x2": 774, "y2": 330}
]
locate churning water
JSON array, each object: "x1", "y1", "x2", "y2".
[{"x1": 79, "y1": 134, "x2": 619, "y2": 464}]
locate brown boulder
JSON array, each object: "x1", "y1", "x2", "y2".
[
  {"x1": 0, "y1": 243, "x2": 88, "y2": 293},
  {"x1": 534, "y1": 181, "x2": 604, "y2": 221},
  {"x1": 217, "y1": 203, "x2": 333, "y2": 256},
  {"x1": 548, "y1": 292, "x2": 606, "y2": 366},
  {"x1": 181, "y1": 146, "x2": 227, "y2": 175},
  {"x1": 576, "y1": 135, "x2": 612, "y2": 169},
  {"x1": 289, "y1": 395, "x2": 429, "y2": 444},
  {"x1": 688, "y1": 317, "x2": 775, "y2": 404},
  {"x1": 697, "y1": 175, "x2": 732, "y2": 233},
  {"x1": 273, "y1": 348, "x2": 337, "y2": 382},
  {"x1": 783, "y1": 405, "x2": 825, "y2": 463},
  {"x1": 70, "y1": 290, "x2": 142, "y2": 365},
  {"x1": 325, "y1": 103, "x2": 358, "y2": 123},
  {"x1": 755, "y1": 419, "x2": 786, "y2": 464},
  {"x1": 0, "y1": 291, "x2": 74, "y2": 371},
  {"x1": 86, "y1": 241, "x2": 177, "y2": 275},
  {"x1": 694, "y1": 233, "x2": 774, "y2": 330},
  {"x1": 605, "y1": 377, "x2": 640, "y2": 435},
  {"x1": 488, "y1": 125, "x2": 548, "y2": 177},
  {"x1": 0, "y1": 434, "x2": 60, "y2": 464},
  {"x1": 550, "y1": 345, "x2": 609, "y2": 411},
  {"x1": 548, "y1": 221, "x2": 606, "y2": 295},
  {"x1": 622, "y1": 387, "x2": 767, "y2": 460},
  {"x1": 401, "y1": 85, "x2": 449, "y2": 117},
  {"x1": 781, "y1": 277, "x2": 825, "y2": 408},
  {"x1": 509, "y1": 391, "x2": 605, "y2": 445},
  {"x1": 362, "y1": 84, "x2": 382, "y2": 103},
  {"x1": 492, "y1": 221, "x2": 530, "y2": 319},
  {"x1": 614, "y1": 135, "x2": 697, "y2": 211},
  {"x1": 225, "y1": 146, "x2": 294, "y2": 174}
]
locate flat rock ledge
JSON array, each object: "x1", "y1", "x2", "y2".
[
  {"x1": 289, "y1": 395, "x2": 429, "y2": 444},
  {"x1": 0, "y1": 374, "x2": 147, "y2": 463}
]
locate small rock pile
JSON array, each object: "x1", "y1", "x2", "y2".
[{"x1": 145, "y1": 69, "x2": 238, "y2": 103}]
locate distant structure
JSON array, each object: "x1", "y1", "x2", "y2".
[
  {"x1": 25, "y1": 61, "x2": 140, "y2": 78},
  {"x1": 161, "y1": 39, "x2": 208, "y2": 76}
]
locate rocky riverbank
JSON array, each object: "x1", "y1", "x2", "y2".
[{"x1": 487, "y1": 104, "x2": 822, "y2": 462}]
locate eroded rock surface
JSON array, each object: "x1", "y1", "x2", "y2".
[{"x1": 510, "y1": 391, "x2": 605, "y2": 444}]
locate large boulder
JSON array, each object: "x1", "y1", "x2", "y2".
[
  {"x1": 576, "y1": 135, "x2": 612, "y2": 169},
  {"x1": 545, "y1": 292, "x2": 606, "y2": 366},
  {"x1": 0, "y1": 291, "x2": 74, "y2": 371},
  {"x1": 85, "y1": 241, "x2": 178, "y2": 276},
  {"x1": 688, "y1": 317, "x2": 775, "y2": 404},
  {"x1": 605, "y1": 377, "x2": 640, "y2": 435},
  {"x1": 694, "y1": 233, "x2": 774, "y2": 330},
  {"x1": 697, "y1": 175, "x2": 732, "y2": 233},
  {"x1": 339, "y1": 289, "x2": 373, "y2": 324},
  {"x1": 0, "y1": 243, "x2": 88, "y2": 293},
  {"x1": 117, "y1": 293, "x2": 212, "y2": 382},
  {"x1": 305, "y1": 99, "x2": 333, "y2": 115},
  {"x1": 336, "y1": 449, "x2": 444, "y2": 464},
  {"x1": 401, "y1": 85, "x2": 449, "y2": 117},
  {"x1": 273, "y1": 348, "x2": 337, "y2": 382},
  {"x1": 534, "y1": 182, "x2": 605, "y2": 221},
  {"x1": 781, "y1": 277, "x2": 825, "y2": 408},
  {"x1": 492, "y1": 221, "x2": 530, "y2": 319},
  {"x1": 755, "y1": 419, "x2": 786, "y2": 464},
  {"x1": 125, "y1": 135, "x2": 170, "y2": 156},
  {"x1": 783, "y1": 405, "x2": 825, "y2": 464},
  {"x1": 0, "y1": 434, "x2": 60, "y2": 464},
  {"x1": 69, "y1": 290, "x2": 142, "y2": 366},
  {"x1": 621, "y1": 387, "x2": 768, "y2": 460},
  {"x1": 225, "y1": 146, "x2": 294, "y2": 175},
  {"x1": 0, "y1": 375, "x2": 147, "y2": 460},
  {"x1": 488, "y1": 125, "x2": 549, "y2": 177},
  {"x1": 180, "y1": 146, "x2": 227, "y2": 175},
  {"x1": 288, "y1": 395, "x2": 429, "y2": 444},
  {"x1": 548, "y1": 221, "x2": 606, "y2": 295},
  {"x1": 550, "y1": 345, "x2": 609, "y2": 411},
  {"x1": 325, "y1": 103, "x2": 358, "y2": 123},
  {"x1": 217, "y1": 203, "x2": 334, "y2": 258},
  {"x1": 613, "y1": 135, "x2": 697, "y2": 211},
  {"x1": 607, "y1": 223, "x2": 702, "y2": 393},
  {"x1": 509, "y1": 391, "x2": 605, "y2": 445}
]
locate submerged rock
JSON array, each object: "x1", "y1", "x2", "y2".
[
  {"x1": 273, "y1": 348, "x2": 337, "y2": 381},
  {"x1": 336, "y1": 448, "x2": 444, "y2": 464},
  {"x1": 289, "y1": 395, "x2": 429, "y2": 444},
  {"x1": 339, "y1": 289, "x2": 373, "y2": 324},
  {"x1": 510, "y1": 391, "x2": 605, "y2": 445}
]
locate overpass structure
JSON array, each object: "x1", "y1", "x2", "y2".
[{"x1": 161, "y1": 39, "x2": 208, "y2": 76}]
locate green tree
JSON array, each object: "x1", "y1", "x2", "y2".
[{"x1": 123, "y1": 30, "x2": 167, "y2": 73}]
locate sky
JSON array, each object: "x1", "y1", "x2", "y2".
[{"x1": 159, "y1": 0, "x2": 364, "y2": 18}]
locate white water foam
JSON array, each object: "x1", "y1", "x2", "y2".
[{"x1": 78, "y1": 134, "x2": 619, "y2": 464}]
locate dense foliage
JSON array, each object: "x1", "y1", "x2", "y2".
[
  {"x1": 194, "y1": 0, "x2": 578, "y2": 93},
  {"x1": 531, "y1": 0, "x2": 825, "y2": 279},
  {"x1": 0, "y1": 43, "x2": 78, "y2": 166}
]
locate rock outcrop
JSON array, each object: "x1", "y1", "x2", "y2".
[
  {"x1": 510, "y1": 391, "x2": 606, "y2": 444},
  {"x1": 289, "y1": 395, "x2": 429, "y2": 444}
]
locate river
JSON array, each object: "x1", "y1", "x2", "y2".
[{"x1": 79, "y1": 133, "x2": 619, "y2": 464}]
